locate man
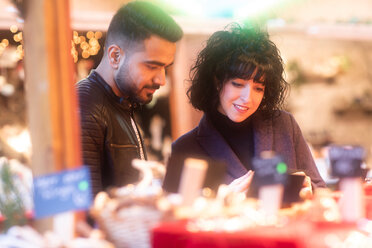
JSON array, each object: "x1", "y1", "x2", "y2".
[{"x1": 76, "y1": 1, "x2": 183, "y2": 195}]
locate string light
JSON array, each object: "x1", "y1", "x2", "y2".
[
  {"x1": 2, "y1": 26, "x2": 102, "y2": 63},
  {"x1": 16, "y1": 44, "x2": 24, "y2": 60},
  {"x1": 86, "y1": 31, "x2": 94, "y2": 40},
  {"x1": 94, "y1": 31, "x2": 102, "y2": 39},
  {"x1": 79, "y1": 36, "x2": 86, "y2": 43},
  {"x1": 0, "y1": 39, "x2": 9, "y2": 56},
  {"x1": 82, "y1": 50, "x2": 90, "y2": 59},
  {"x1": 7, "y1": 25, "x2": 24, "y2": 61},
  {"x1": 13, "y1": 32, "x2": 22, "y2": 42},
  {"x1": 71, "y1": 40, "x2": 78, "y2": 63},
  {"x1": 71, "y1": 30, "x2": 103, "y2": 63},
  {"x1": 2, "y1": 39, "x2": 9, "y2": 46},
  {"x1": 10, "y1": 25, "x2": 18, "y2": 33}
]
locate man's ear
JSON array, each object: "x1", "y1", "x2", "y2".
[{"x1": 107, "y1": 45, "x2": 123, "y2": 69}]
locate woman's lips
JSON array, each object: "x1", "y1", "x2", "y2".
[{"x1": 233, "y1": 103, "x2": 249, "y2": 113}]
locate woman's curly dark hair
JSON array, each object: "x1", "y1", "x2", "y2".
[{"x1": 187, "y1": 23, "x2": 289, "y2": 119}]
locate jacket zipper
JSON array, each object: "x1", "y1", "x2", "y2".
[
  {"x1": 130, "y1": 114, "x2": 145, "y2": 160},
  {"x1": 110, "y1": 144, "x2": 137, "y2": 148}
]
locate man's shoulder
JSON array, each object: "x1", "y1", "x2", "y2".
[
  {"x1": 76, "y1": 76, "x2": 103, "y2": 96},
  {"x1": 78, "y1": 73, "x2": 111, "y2": 98},
  {"x1": 76, "y1": 76, "x2": 108, "y2": 114}
]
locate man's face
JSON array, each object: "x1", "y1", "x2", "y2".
[{"x1": 114, "y1": 35, "x2": 176, "y2": 104}]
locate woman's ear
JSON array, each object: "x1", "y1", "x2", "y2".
[{"x1": 107, "y1": 45, "x2": 123, "y2": 69}]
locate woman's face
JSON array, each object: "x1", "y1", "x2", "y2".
[{"x1": 217, "y1": 78, "x2": 265, "y2": 122}]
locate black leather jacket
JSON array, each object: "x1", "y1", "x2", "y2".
[{"x1": 76, "y1": 71, "x2": 146, "y2": 195}]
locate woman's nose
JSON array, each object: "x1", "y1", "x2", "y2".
[{"x1": 240, "y1": 86, "x2": 251, "y2": 102}]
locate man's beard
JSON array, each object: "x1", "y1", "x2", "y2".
[
  {"x1": 114, "y1": 64, "x2": 142, "y2": 104},
  {"x1": 114, "y1": 66, "x2": 157, "y2": 105}
]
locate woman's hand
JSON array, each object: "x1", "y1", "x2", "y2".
[
  {"x1": 227, "y1": 170, "x2": 254, "y2": 193},
  {"x1": 292, "y1": 171, "x2": 312, "y2": 199}
]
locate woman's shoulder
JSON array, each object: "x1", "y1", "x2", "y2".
[
  {"x1": 254, "y1": 110, "x2": 299, "y2": 132},
  {"x1": 254, "y1": 110, "x2": 295, "y2": 124},
  {"x1": 172, "y1": 127, "x2": 199, "y2": 149},
  {"x1": 275, "y1": 110, "x2": 297, "y2": 125},
  {"x1": 271, "y1": 110, "x2": 303, "y2": 135},
  {"x1": 273, "y1": 109, "x2": 294, "y2": 120}
]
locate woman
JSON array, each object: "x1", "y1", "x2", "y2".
[{"x1": 163, "y1": 23, "x2": 325, "y2": 194}]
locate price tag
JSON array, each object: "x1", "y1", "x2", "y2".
[
  {"x1": 252, "y1": 155, "x2": 288, "y2": 187},
  {"x1": 33, "y1": 166, "x2": 92, "y2": 219},
  {"x1": 329, "y1": 146, "x2": 365, "y2": 178}
]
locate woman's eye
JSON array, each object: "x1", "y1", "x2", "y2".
[
  {"x1": 231, "y1": 81, "x2": 243, "y2": 87},
  {"x1": 255, "y1": 87, "x2": 265, "y2": 92}
]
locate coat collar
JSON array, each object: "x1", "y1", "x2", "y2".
[{"x1": 196, "y1": 113, "x2": 273, "y2": 179}]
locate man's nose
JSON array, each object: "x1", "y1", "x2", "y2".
[{"x1": 153, "y1": 68, "x2": 166, "y2": 86}]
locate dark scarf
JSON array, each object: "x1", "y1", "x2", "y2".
[{"x1": 208, "y1": 110, "x2": 255, "y2": 171}]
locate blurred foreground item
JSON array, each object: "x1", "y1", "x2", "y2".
[
  {"x1": 329, "y1": 145, "x2": 366, "y2": 222},
  {"x1": 90, "y1": 159, "x2": 166, "y2": 248}
]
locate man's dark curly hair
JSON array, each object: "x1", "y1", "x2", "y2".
[
  {"x1": 105, "y1": 1, "x2": 183, "y2": 49},
  {"x1": 187, "y1": 23, "x2": 289, "y2": 119}
]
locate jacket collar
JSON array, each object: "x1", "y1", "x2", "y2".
[
  {"x1": 196, "y1": 113, "x2": 273, "y2": 179},
  {"x1": 88, "y1": 70, "x2": 138, "y2": 111}
]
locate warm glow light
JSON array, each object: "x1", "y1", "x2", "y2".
[
  {"x1": 86, "y1": 31, "x2": 94, "y2": 39},
  {"x1": 79, "y1": 36, "x2": 86, "y2": 43},
  {"x1": 89, "y1": 38, "x2": 98, "y2": 47},
  {"x1": 13, "y1": 34, "x2": 20, "y2": 42},
  {"x1": 82, "y1": 50, "x2": 90, "y2": 58},
  {"x1": 89, "y1": 46, "x2": 99, "y2": 56},
  {"x1": 73, "y1": 36, "x2": 81, "y2": 44},
  {"x1": 10, "y1": 25, "x2": 18, "y2": 33},
  {"x1": 94, "y1": 31, "x2": 102, "y2": 39},
  {"x1": 71, "y1": 30, "x2": 102, "y2": 62},
  {"x1": 71, "y1": 40, "x2": 78, "y2": 63},
  {"x1": 80, "y1": 41, "x2": 89, "y2": 50},
  {"x1": 6, "y1": 129, "x2": 32, "y2": 154},
  {"x1": 1, "y1": 39, "x2": 9, "y2": 46}
]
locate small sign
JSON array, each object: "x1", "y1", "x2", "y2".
[
  {"x1": 329, "y1": 146, "x2": 365, "y2": 178},
  {"x1": 33, "y1": 166, "x2": 92, "y2": 219},
  {"x1": 252, "y1": 155, "x2": 288, "y2": 187}
]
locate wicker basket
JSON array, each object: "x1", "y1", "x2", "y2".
[
  {"x1": 91, "y1": 160, "x2": 168, "y2": 248},
  {"x1": 92, "y1": 195, "x2": 163, "y2": 248}
]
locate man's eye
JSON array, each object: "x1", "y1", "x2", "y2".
[
  {"x1": 255, "y1": 87, "x2": 265, "y2": 92},
  {"x1": 146, "y1": 64, "x2": 157, "y2": 70}
]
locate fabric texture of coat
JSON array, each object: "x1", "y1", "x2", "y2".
[{"x1": 163, "y1": 110, "x2": 326, "y2": 192}]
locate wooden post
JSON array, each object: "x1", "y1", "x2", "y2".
[{"x1": 23, "y1": 0, "x2": 82, "y2": 235}]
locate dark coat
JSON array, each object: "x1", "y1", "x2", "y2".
[
  {"x1": 76, "y1": 71, "x2": 146, "y2": 195},
  {"x1": 163, "y1": 110, "x2": 326, "y2": 192}
]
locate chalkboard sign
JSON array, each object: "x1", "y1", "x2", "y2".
[
  {"x1": 252, "y1": 155, "x2": 288, "y2": 187},
  {"x1": 329, "y1": 146, "x2": 365, "y2": 178},
  {"x1": 33, "y1": 166, "x2": 92, "y2": 219}
]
